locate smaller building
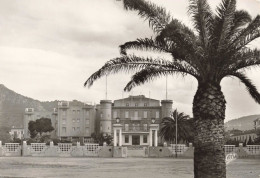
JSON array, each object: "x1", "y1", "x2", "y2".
[
  {"x1": 9, "y1": 126, "x2": 24, "y2": 140},
  {"x1": 254, "y1": 118, "x2": 260, "y2": 130}
]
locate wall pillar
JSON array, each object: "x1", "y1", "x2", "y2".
[
  {"x1": 0, "y1": 141, "x2": 2, "y2": 156},
  {"x1": 113, "y1": 129, "x2": 117, "y2": 146},
  {"x1": 154, "y1": 130, "x2": 158, "y2": 147},
  {"x1": 149, "y1": 129, "x2": 153, "y2": 146},
  {"x1": 119, "y1": 128, "x2": 122, "y2": 146},
  {"x1": 149, "y1": 124, "x2": 159, "y2": 147}
]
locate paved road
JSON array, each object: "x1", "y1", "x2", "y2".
[{"x1": 0, "y1": 157, "x2": 259, "y2": 178}]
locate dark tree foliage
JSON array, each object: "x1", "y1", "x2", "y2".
[
  {"x1": 28, "y1": 120, "x2": 38, "y2": 139},
  {"x1": 253, "y1": 129, "x2": 260, "y2": 144},
  {"x1": 91, "y1": 132, "x2": 113, "y2": 146},
  {"x1": 28, "y1": 118, "x2": 54, "y2": 138},
  {"x1": 159, "y1": 109, "x2": 193, "y2": 144},
  {"x1": 247, "y1": 135, "x2": 253, "y2": 145}
]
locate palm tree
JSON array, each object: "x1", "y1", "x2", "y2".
[
  {"x1": 160, "y1": 109, "x2": 194, "y2": 144},
  {"x1": 84, "y1": 0, "x2": 260, "y2": 177}
]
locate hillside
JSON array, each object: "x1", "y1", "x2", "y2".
[
  {"x1": 0, "y1": 84, "x2": 58, "y2": 141},
  {"x1": 225, "y1": 115, "x2": 260, "y2": 131}
]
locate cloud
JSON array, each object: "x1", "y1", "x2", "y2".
[{"x1": 0, "y1": 0, "x2": 259, "y2": 122}]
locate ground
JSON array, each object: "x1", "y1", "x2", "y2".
[{"x1": 0, "y1": 157, "x2": 259, "y2": 178}]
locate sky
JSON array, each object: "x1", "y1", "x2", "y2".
[{"x1": 0, "y1": 0, "x2": 259, "y2": 122}]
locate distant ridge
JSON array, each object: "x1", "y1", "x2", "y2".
[
  {"x1": 0, "y1": 84, "x2": 58, "y2": 141},
  {"x1": 225, "y1": 115, "x2": 260, "y2": 131}
]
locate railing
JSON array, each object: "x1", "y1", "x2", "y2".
[
  {"x1": 123, "y1": 126, "x2": 148, "y2": 132},
  {"x1": 245, "y1": 145, "x2": 260, "y2": 155},
  {"x1": 83, "y1": 144, "x2": 101, "y2": 156},
  {"x1": 224, "y1": 145, "x2": 237, "y2": 154},
  {"x1": 3, "y1": 143, "x2": 21, "y2": 152},
  {"x1": 130, "y1": 117, "x2": 142, "y2": 120},
  {"x1": 169, "y1": 144, "x2": 188, "y2": 155},
  {"x1": 30, "y1": 143, "x2": 47, "y2": 153},
  {"x1": 25, "y1": 108, "x2": 34, "y2": 113},
  {"x1": 58, "y1": 143, "x2": 73, "y2": 153}
]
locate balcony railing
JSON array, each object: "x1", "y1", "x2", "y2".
[
  {"x1": 123, "y1": 126, "x2": 148, "y2": 132},
  {"x1": 25, "y1": 108, "x2": 34, "y2": 113},
  {"x1": 130, "y1": 117, "x2": 142, "y2": 121}
]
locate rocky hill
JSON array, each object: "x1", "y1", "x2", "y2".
[
  {"x1": 225, "y1": 115, "x2": 260, "y2": 131},
  {"x1": 0, "y1": 84, "x2": 58, "y2": 141}
]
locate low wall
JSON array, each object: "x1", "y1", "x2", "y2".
[
  {"x1": 113, "y1": 147, "x2": 127, "y2": 158},
  {"x1": 0, "y1": 141, "x2": 259, "y2": 159}
]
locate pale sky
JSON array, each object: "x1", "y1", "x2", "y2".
[{"x1": 0, "y1": 0, "x2": 259, "y2": 122}]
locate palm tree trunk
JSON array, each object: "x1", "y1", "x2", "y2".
[{"x1": 193, "y1": 82, "x2": 226, "y2": 178}]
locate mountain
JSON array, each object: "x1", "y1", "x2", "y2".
[
  {"x1": 0, "y1": 84, "x2": 58, "y2": 141},
  {"x1": 225, "y1": 115, "x2": 260, "y2": 131}
]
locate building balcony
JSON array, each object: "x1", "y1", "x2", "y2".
[
  {"x1": 123, "y1": 126, "x2": 148, "y2": 132},
  {"x1": 130, "y1": 117, "x2": 142, "y2": 121},
  {"x1": 25, "y1": 108, "x2": 34, "y2": 114},
  {"x1": 58, "y1": 101, "x2": 69, "y2": 108}
]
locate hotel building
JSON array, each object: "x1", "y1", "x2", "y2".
[{"x1": 23, "y1": 95, "x2": 173, "y2": 146}]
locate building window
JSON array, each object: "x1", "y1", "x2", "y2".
[
  {"x1": 77, "y1": 127, "x2": 80, "y2": 131},
  {"x1": 62, "y1": 110, "x2": 66, "y2": 116},
  {"x1": 73, "y1": 110, "x2": 76, "y2": 114},
  {"x1": 156, "y1": 111, "x2": 159, "y2": 118},
  {"x1": 134, "y1": 111, "x2": 138, "y2": 117},
  {"x1": 100, "y1": 113, "x2": 103, "y2": 118},
  {"x1": 125, "y1": 111, "x2": 129, "y2": 118},
  {"x1": 77, "y1": 118, "x2": 80, "y2": 122},
  {"x1": 72, "y1": 127, "x2": 75, "y2": 131},
  {"x1": 77, "y1": 110, "x2": 80, "y2": 114},
  {"x1": 125, "y1": 135, "x2": 129, "y2": 143},
  {"x1": 144, "y1": 103, "x2": 148, "y2": 107},
  {"x1": 143, "y1": 135, "x2": 147, "y2": 143},
  {"x1": 85, "y1": 128, "x2": 89, "y2": 134},
  {"x1": 86, "y1": 120, "x2": 90, "y2": 125},
  {"x1": 62, "y1": 118, "x2": 66, "y2": 124},
  {"x1": 62, "y1": 127, "x2": 66, "y2": 134},
  {"x1": 143, "y1": 124, "x2": 148, "y2": 131},
  {"x1": 135, "y1": 103, "x2": 138, "y2": 107},
  {"x1": 144, "y1": 111, "x2": 147, "y2": 118},
  {"x1": 126, "y1": 103, "x2": 129, "y2": 107},
  {"x1": 113, "y1": 111, "x2": 117, "y2": 119},
  {"x1": 100, "y1": 126, "x2": 102, "y2": 131},
  {"x1": 73, "y1": 119, "x2": 75, "y2": 123},
  {"x1": 86, "y1": 111, "x2": 89, "y2": 118},
  {"x1": 125, "y1": 124, "x2": 129, "y2": 131}
]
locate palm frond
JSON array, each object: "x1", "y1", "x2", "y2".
[
  {"x1": 229, "y1": 10, "x2": 252, "y2": 37},
  {"x1": 84, "y1": 55, "x2": 180, "y2": 88},
  {"x1": 124, "y1": 64, "x2": 199, "y2": 91},
  {"x1": 188, "y1": 0, "x2": 213, "y2": 48},
  {"x1": 226, "y1": 48, "x2": 260, "y2": 71},
  {"x1": 227, "y1": 72, "x2": 260, "y2": 103},
  {"x1": 119, "y1": 38, "x2": 171, "y2": 55},
  {"x1": 230, "y1": 15, "x2": 260, "y2": 50},
  {"x1": 213, "y1": 0, "x2": 236, "y2": 50},
  {"x1": 122, "y1": 0, "x2": 171, "y2": 33},
  {"x1": 155, "y1": 19, "x2": 198, "y2": 58}
]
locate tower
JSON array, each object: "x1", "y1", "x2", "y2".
[
  {"x1": 99, "y1": 100, "x2": 112, "y2": 135},
  {"x1": 24, "y1": 108, "x2": 35, "y2": 138},
  {"x1": 161, "y1": 100, "x2": 173, "y2": 119}
]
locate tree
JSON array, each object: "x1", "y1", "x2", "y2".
[
  {"x1": 159, "y1": 109, "x2": 193, "y2": 144},
  {"x1": 84, "y1": 0, "x2": 260, "y2": 177},
  {"x1": 28, "y1": 118, "x2": 54, "y2": 138},
  {"x1": 253, "y1": 129, "x2": 260, "y2": 144},
  {"x1": 247, "y1": 135, "x2": 253, "y2": 145},
  {"x1": 91, "y1": 132, "x2": 113, "y2": 146},
  {"x1": 28, "y1": 120, "x2": 38, "y2": 139}
]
